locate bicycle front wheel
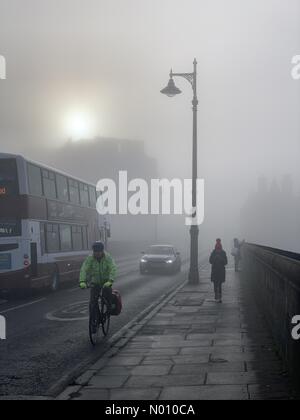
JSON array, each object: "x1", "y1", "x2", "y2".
[{"x1": 101, "y1": 297, "x2": 111, "y2": 337}]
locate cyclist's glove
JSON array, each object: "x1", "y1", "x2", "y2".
[
  {"x1": 80, "y1": 282, "x2": 87, "y2": 290},
  {"x1": 103, "y1": 281, "x2": 113, "y2": 288}
]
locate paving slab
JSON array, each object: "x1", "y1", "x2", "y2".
[
  {"x1": 170, "y1": 362, "x2": 246, "y2": 375},
  {"x1": 151, "y1": 339, "x2": 213, "y2": 348},
  {"x1": 88, "y1": 375, "x2": 129, "y2": 389},
  {"x1": 140, "y1": 348, "x2": 181, "y2": 356},
  {"x1": 172, "y1": 355, "x2": 211, "y2": 364},
  {"x1": 159, "y1": 385, "x2": 249, "y2": 401},
  {"x1": 130, "y1": 365, "x2": 172, "y2": 376},
  {"x1": 125, "y1": 374, "x2": 206, "y2": 388},
  {"x1": 207, "y1": 372, "x2": 260, "y2": 385},
  {"x1": 97, "y1": 366, "x2": 134, "y2": 376},
  {"x1": 110, "y1": 388, "x2": 162, "y2": 401},
  {"x1": 106, "y1": 356, "x2": 144, "y2": 366},
  {"x1": 179, "y1": 346, "x2": 243, "y2": 356},
  {"x1": 142, "y1": 357, "x2": 174, "y2": 366}
]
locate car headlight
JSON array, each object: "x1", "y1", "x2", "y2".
[
  {"x1": 166, "y1": 259, "x2": 174, "y2": 264},
  {"x1": 141, "y1": 259, "x2": 147, "y2": 263}
]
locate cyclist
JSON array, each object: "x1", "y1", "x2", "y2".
[{"x1": 79, "y1": 242, "x2": 117, "y2": 330}]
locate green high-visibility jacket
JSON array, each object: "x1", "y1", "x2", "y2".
[{"x1": 79, "y1": 253, "x2": 117, "y2": 287}]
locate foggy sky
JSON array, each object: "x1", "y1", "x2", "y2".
[{"x1": 0, "y1": 0, "x2": 299, "y2": 252}]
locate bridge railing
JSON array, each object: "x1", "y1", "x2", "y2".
[{"x1": 242, "y1": 243, "x2": 300, "y2": 389}]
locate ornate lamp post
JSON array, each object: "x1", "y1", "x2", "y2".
[{"x1": 161, "y1": 59, "x2": 200, "y2": 285}]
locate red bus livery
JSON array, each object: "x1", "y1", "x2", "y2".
[{"x1": 0, "y1": 153, "x2": 110, "y2": 292}]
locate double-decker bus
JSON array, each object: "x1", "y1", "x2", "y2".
[{"x1": 0, "y1": 153, "x2": 110, "y2": 293}]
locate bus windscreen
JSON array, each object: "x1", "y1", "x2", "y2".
[
  {"x1": 0, "y1": 220, "x2": 22, "y2": 237},
  {"x1": 0, "y1": 159, "x2": 19, "y2": 196}
]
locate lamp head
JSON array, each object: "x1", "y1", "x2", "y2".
[{"x1": 160, "y1": 77, "x2": 182, "y2": 98}]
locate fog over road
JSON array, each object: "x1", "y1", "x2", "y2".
[{"x1": 0, "y1": 253, "x2": 204, "y2": 398}]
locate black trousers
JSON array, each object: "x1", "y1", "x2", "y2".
[
  {"x1": 90, "y1": 286, "x2": 112, "y2": 320},
  {"x1": 213, "y1": 281, "x2": 223, "y2": 300}
]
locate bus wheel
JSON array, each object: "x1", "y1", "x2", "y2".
[{"x1": 50, "y1": 272, "x2": 60, "y2": 292}]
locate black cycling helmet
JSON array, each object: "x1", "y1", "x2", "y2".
[{"x1": 92, "y1": 241, "x2": 105, "y2": 252}]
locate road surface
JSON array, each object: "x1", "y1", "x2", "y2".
[{"x1": 0, "y1": 253, "x2": 204, "y2": 398}]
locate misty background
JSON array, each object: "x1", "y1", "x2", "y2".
[{"x1": 0, "y1": 0, "x2": 299, "y2": 254}]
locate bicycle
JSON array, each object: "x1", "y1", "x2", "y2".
[{"x1": 88, "y1": 286, "x2": 111, "y2": 346}]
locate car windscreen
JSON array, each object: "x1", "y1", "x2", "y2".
[
  {"x1": 0, "y1": 159, "x2": 19, "y2": 197},
  {"x1": 147, "y1": 246, "x2": 174, "y2": 255}
]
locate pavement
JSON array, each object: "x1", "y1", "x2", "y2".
[{"x1": 59, "y1": 263, "x2": 297, "y2": 401}]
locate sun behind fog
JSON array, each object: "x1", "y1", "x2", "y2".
[{"x1": 64, "y1": 110, "x2": 97, "y2": 142}]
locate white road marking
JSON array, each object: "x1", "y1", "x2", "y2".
[
  {"x1": 47, "y1": 314, "x2": 89, "y2": 322},
  {"x1": 0, "y1": 298, "x2": 46, "y2": 315},
  {"x1": 46, "y1": 300, "x2": 89, "y2": 322}
]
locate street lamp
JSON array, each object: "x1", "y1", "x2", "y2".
[{"x1": 161, "y1": 59, "x2": 200, "y2": 285}]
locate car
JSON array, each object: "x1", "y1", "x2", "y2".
[{"x1": 140, "y1": 245, "x2": 182, "y2": 275}]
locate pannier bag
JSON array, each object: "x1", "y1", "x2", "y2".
[{"x1": 110, "y1": 290, "x2": 123, "y2": 316}]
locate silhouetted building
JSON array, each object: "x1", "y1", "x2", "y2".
[{"x1": 47, "y1": 137, "x2": 159, "y2": 243}]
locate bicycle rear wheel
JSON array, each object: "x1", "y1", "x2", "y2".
[{"x1": 101, "y1": 297, "x2": 111, "y2": 337}]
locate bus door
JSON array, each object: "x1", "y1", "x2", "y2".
[
  {"x1": 27, "y1": 221, "x2": 41, "y2": 278},
  {"x1": 30, "y1": 242, "x2": 38, "y2": 277}
]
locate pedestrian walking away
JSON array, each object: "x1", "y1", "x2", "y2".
[
  {"x1": 209, "y1": 239, "x2": 228, "y2": 303},
  {"x1": 231, "y1": 238, "x2": 245, "y2": 272}
]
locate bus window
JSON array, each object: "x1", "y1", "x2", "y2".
[
  {"x1": 0, "y1": 159, "x2": 19, "y2": 197},
  {"x1": 69, "y1": 179, "x2": 80, "y2": 205},
  {"x1": 42, "y1": 170, "x2": 57, "y2": 199},
  {"x1": 72, "y1": 226, "x2": 83, "y2": 251},
  {"x1": 56, "y1": 174, "x2": 69, "y2": 202},
  {"x1": 60, "y1": 225, "x2": 72, "y2": 252},
  {"x1": 0, "y1": 220, "x2": 21, "y2": 237},
  {"x1": 79, "y1": 183, "x2": 90, "y2": 207},
  {"x1": 89, "y1": 186, "x2": 97, "y2": 208},
  {"x1": 28, "y1": 164, "x2": 43, "y2": 196},
  {"x1": 82, "y1": 226, "x2": 88, "y2": 250},
  {"x1": 46, "y1": 224, "x2": 60, "y2": 253}
]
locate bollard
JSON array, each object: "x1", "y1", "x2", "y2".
[
  {"x1": 0, "y1": 55, "x2": 6, "y2": 80},
  {"x1": 0, "y1": 315, "x2": 6, "y2": 340}
]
